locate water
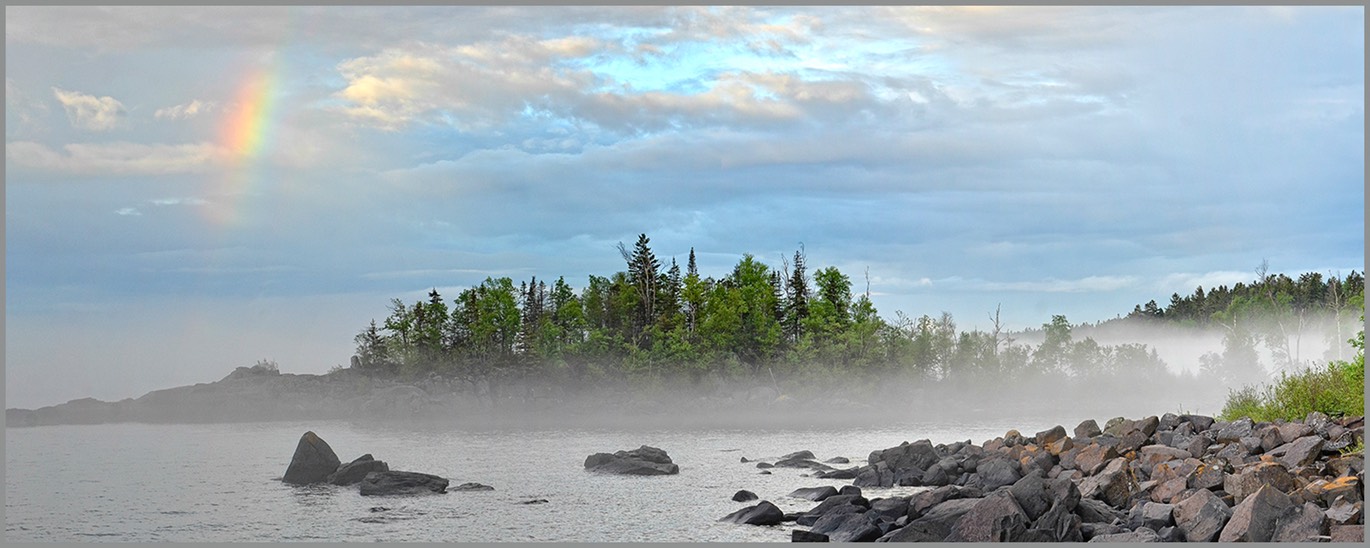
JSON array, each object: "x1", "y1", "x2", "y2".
[{"x1": 6, "y1": 415, "x2": 1089, "y2": 542}]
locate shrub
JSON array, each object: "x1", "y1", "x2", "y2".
[{"x1": 1220, "y1": 328, "x2": 1364, "y2": 421}]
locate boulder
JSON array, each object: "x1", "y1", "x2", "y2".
[
  {"x1": 358, "y1": 471, "x2": 449, "y2": 496},
  {"x1": 838, "y1": 485, "x2": 862, "y2": 497},
  {"x1": 1219, "y1": 484, "x2": 1295, "y2": 542},
  {"x1": 1188, "y1": 462, "x2": 1226, "y2": 491},
  {"x1": 327, "y1": 454, "x2": 389, "y2": 486},
  {"x1": 783, "y1": 450, "x2": 817, "y2": 461},
  {"x1": 1179, "y1": 414, "x2": 1215, "y2": 432},
  {"x1": 1008, "y1": 474, "x2": 1053, "y2": 521},
  {"x1": 885, "y1": 497, "x2": 981, "y2": 542},
  {"x1": 1078, "y1": 458, "x2": 1135, "y2": 508},
  {"x1": 802, "y1": 494, "x2": 870, "y2": 520},
  {"x1": 1331, "y1": 524, "x2": 1364, "y2": 542},
  {"x1": 1074, "y1": 443, "x2": 1119, "y2": 476},
  {"x1": 1277, "y1": 421, "x2": 1314, "y2": 445},
  {"x1": 1080, "y1": 522, "x2": 1125, "y2": 541},
  {"x1": 1326, "y1": 496, "x2": 1363, "y2": 525},
  {"x1": 1216, "y1": 417, "x2": 1255, "y2": 443},
  {"x1": 1137, "y1": 445, "x2": 1192, "y2": 469},
  {"x1": 945, "y1": 490, "x2": 1031, "y2": 542},
  {"x1": 811, "y1": 512, "x2": 883, "y2": 542},
  {"x1": 732, "y1": 489, "x2": 758, "y2": 502},
  {"x1": 1173, "y1": 488, "x2": 1231, "y2": 542},
  {"x1": 1140, "y1": 501, "x2": 1175, "y2": 531},
  {"x1": 774, "y1": 456, "x2": 836, "y2": 472},
  {"x1": 451, "y1": 482, "x2": 494, "y2": 491},
  {"x1": 1224, "y1": 461, "x2": 1295, "y2": 503},
  {"x1": 908, "y1": 485, "x2": 979, "y2": 519},
  {"x1": 1036, "y1": 425, "x2": 1068, "y2": 446},
  {"x1": 1271, "y1": 501, "x2": 1328, "y2": 542},
  {"x1": 975, "y1": 456, "x2": 1022, "y2": 491},
  {"x1": 814, "y1": 466, "x2": 858, "y2": 480},
  {"x1": 584, "y1": 445, "x2": 679, "y2": 475},
  {"x1": 869, "y1": 497, "x2": 910, "y2": 520},
  {"x1": 1075, "y1": 419, "x2": 1103, "y2": 438},
  {"x1": 825, "y1": 456, "x2": 850, "y2": 464},
  {"x1": 282, "y1": 431, "x2": 342, "y2": 485},
  {"x1": 1075, "y1": 498, "x2": 1126, "y2": 524},
  {"x1": 789, "y1": 486, "x2": 839, "y2": 501},
  {"x1": 1257, "y1": 424, "x2": 1285, "y2": 453},
  {"x1": 1031, "y1": 503, "x2": 1084, "y2": 542},
  {"x1": 719, "y1": 500, "x2": 784, "y2": 525},
  {"x1": 1278, "y1": 435, "x2": 1326, "y2": 470}
]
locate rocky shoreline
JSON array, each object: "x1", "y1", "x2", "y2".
[{"x1": 724, "y1": 412, "x2": 1363, "y2": 542}]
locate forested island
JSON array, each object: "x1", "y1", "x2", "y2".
[{"x1": 7, "y1": 235, "x2": 1364, "y2": 427}]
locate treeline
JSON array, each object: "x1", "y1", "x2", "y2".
[
  {"x1": 1114, "y1": 264, "x2": 1364, "y2": 387},
  {"x1": 349, "y1": 235, "x2": 1362, "y2": 394}
]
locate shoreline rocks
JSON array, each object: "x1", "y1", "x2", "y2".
[
  {"x1": 585, "y1": 445, "x2": 679, "y2": 475},
  {"x1": 721, "y1": 412, "x2": 1364, "y2": 543},
  {"x1": 282, "y1": 431, "x2": 341, "y2": 485}
]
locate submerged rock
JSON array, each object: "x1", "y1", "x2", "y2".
[
  {"x1": 282, "y1": 431, "x2": 341, "y2": 485},
  {"x1": 584, "y1": 445, "x2": 679, "y2": 475},
  {"x1": 327, "y1": 454, "x2": 389, "y2": 486},
  {"x1": 358, "y1": 471, "x2": 449, "y2": 496}
]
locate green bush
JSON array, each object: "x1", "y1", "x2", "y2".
[{"x1": 1220, "y1": 328, "x2": 1365, "y2": 422}]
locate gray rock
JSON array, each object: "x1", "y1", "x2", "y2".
[
  {"x1": 1326, "y1": 496, "x2": 1363, "y2": 525},
  {"x1": 814, "y1": 512, "x2": 883, "y2": 542},
  {"x1": 1330, "y1": 524, "x2": 1364, "y2": 542},
  {"x1": 451, "y1": 482, "x2": 494, "y2": 491},
  {"x1": 1219, "y1": 484, "x2": 1295, "y2": 542},
  {"x1": 1075, "y1": 498, "x2": 1126, "y2": 524},
  {"x1": 1173, "y1": 488, "x2": 1232, "y2": 542},
  {"x1": 1009, "y1": 473, "x2": 1054, "y2": 521},
  {"x1": 327, "y1": 453, "x2": 389, "y2": 486},
  {"x1": 788, "y1": 486, "x2": 839, "y2": 501},
  {"x1": 1087, "y1": 527, "x2": 1162, "y2": 542},
  {"x1": 1271, "y1": 501, "x2": 1328, "y2": 542},
  {"x1": 1279, "y1": 435, "x2": 1326, "y2": 470},
  {"x1": 869, "y1": 497, "x2": 909, "y2": 520},
  {"x1": 885, "y1": 497, "x2": 981, "y2": 542},
  {"x1": 1074, "y1": 443, "x2": 1119, "y2": 476},
  {"x1": 1031, "y1": 498, "x2": 1084, "y2": 542},
  {"x1": 1036, "y1": 424, "x2": 1068, "y2": 446},
  {"x1": 1140, "y1": 501, "x2": 1175, "y2": 531},
  {"x1": 719, "y1": 500, "x2": 784, "y2": 525},
  {"x1": 584, "y1": 445, "x2": 679, "y2": 475},
  {"x1": 358, "y1": 471, "x2": 449, "y2": 496},
  {"x1": 1216, "y1": 417, "x2": 1254, "y2": 443},
  {"x1": 1078, "y1": 457, "x2": 1135, "y2": 508},
  {"x1": 975, "y1": 456, "x2": 1022, "y2": 491},
  {"x1": 1223, "y1": 461, "x2": 1295, "y2": 504},
  {"x1": 1179, "y1": 414, "x2": 1215, "y2": 432},
  {"x1": 732, "y1": 489, "x2": 758, "y2": 502},
  {"x1": 945, "y1": 490, "x2": 1030, "y2": 542},
  {"x1": 790, "y1": 529, "x2": 829, "y2": 542},
  {"x1": 282, "y1": 431, "x2": 341, "y2": 485}
]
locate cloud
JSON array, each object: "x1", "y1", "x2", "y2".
[
  {"x1": 154, "y1": 99, "x2": 216, "y2": 120},
  {"x1": 981, "y1": 275, "x2": 1141, "y2": 293},
  {"x1": 6, "y1": 141, "x2": 228, "y2": 175},
  {"x1": 114, "y1": 207, "x2": 142, "y2": 216},
  {"x1": 51, "y1": 87, "x2": 125, "y2": 131}
]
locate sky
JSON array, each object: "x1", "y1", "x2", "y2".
[{"x1": 4, "y1": 6, "x2": 1364, "y2": 409}]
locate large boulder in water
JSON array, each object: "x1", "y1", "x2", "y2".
[
  {"x1": 719, "y1": 500, "x2": 784, "y2": 525},
  {"x1": 282, "y1": 431, "x2": 341, "y2": 485},
  {"x1": 358, "y1": 471, "x2": 449, "y2": 496},
  {"x1": 328, "y1": 454, "x2": 389, "y2": 486},
  {"x1": 584, "y1": 445, "x2": 679, "y2": 475}
]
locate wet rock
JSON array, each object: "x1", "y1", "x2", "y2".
[
  {"x1": 814, "y1": 466, "x2": 858, "y2": 480},
  {"x1": 327, "y1": 453, "x2": 389, "y2": 486},
  {"x1": 1278, "y1": 435, "x2": 1326, "y2": 470},
  {"x1": 789, "y1": 486, "x2": 839, "y2": 501},
  {"x1": 756, "y1": 462, "x2": 774, "y2": 469},
  {"x1": 783, "y1": 450, "x2": 816, "y2": 461},
  {"x1": 358, "y1": 471, "x2": 449, "y2": 496},
  {"x1": 886, "y1": 497, "x2": 981, "y2": 542},
  {"x1": 776, "y1": 456, "x2": 835, "y2": 472},
  {"x1": 732, "y1": 489, "x2": 758, "y2": 502},
  {"x1": 282, "y1": 431, "x2": 342, "y2": 485},
  {"x1": 1173, "y1": 488, "x2": 1231, "y2": 542},
  {"x1": 945, "y1": 491, "x2": 1031, "y2": 542},
  {"x1": 1224, "y1": 461, "x2": 1295, "y2": 503},
  {"x1": 1271, "y1": 501, "x2": 1328, "y2": 542},
  {"x1": 1219, "y1": 484, "x2": 1295, "y2": 542},
  {"x1": 719, "y1": 500, "x2": 784, "y2": 525},
  {"x1": 451, "y1": 482, "x2": 494, "y2": 491},
  {"x1": 584, "y1": 445, "x2": 679, "y2": 475},
  {"x1": 824, "y1": 456, "x2": 849, "y2": 464},
  {"x1": 838, "y1": 485, "x2": 862, "y2": 497}
]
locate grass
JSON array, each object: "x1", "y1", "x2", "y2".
[{"x1": 1219, "y1": 351, "x2": 1364, "y2": 423}]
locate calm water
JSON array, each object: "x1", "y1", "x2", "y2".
[{"x1": 7, "y1": 415, "x2": 1090, "y2": 542}]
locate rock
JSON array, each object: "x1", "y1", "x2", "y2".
[
  {"x1": 1271, "y1": 501, "x2": 1328, "y2": 542},
  {"x1": 1030, "y1": 498, "x2": 1084, "y2": 542},
  {"x1": 1326, "y1": 496, "x2": 1363, "y2": 525},
  {"x1": 1257, "y1": 424, "x2": 1285, "y2": 453},
  {"x1": 1075, "y1": 498, "x2": 1126, "y2": 524},
  {"x1": 1150, "y1": 476, "x2": 1188, "y2": 504},
  {"x1": 775, "y1": 456, "x2": 836, "y2": 472},
  {"x1": 1140, "y1": 501, "x2": 1175, "y2": 531},
  {"x1": 1216, "y1": 417, "x2": 1255, "y2": 443},
  {"x1": 783, "y1": 450, "x2": 817, "y2": 461},
  {"x1": 1117, "y1": 430, "x2": 1150, "y2": 455},
  {"x1": 1036, "y1": 425, "x2": 1068, "y2": 446},
  {"x1": 1277, "y1": 421, "x2": 1314, "y2": 445},
  {"x1": 975, "y1": 456, "x2": 1022, "y2": 491},
  {"x1": 327, "y1": 454, "x2": 389, "y2": 486},
  {"x1": 282, "y1": 431, "x2": 342, "y2": 485},
  {"x1": 1173, "y1": 488, "x2": 1231, "y2": 542},
  {"x1": 451, "y1": 482, "x2": 494, "y2": 491},
  {"x1": 1224, "y1": 461, "x2": 1295, "y2": 503},
  {"x1": 358, "y1": 471, "x2": 449, "y2": 496},
  {"x1": 1074, "y1": 443, "x2": 1119, "y2": 476},
  {"x1": 519, "y1": 498, "x2": 549, "y2": 504},
  {"x1": 814, "y1": 467, "x2": 858, "y2": 480},
  {"x1": 838, "y1": 485, "x2": 862, "y2": 497},
  {"x1": 1189, "y1": 462, "x2": 1226, "y2": 491},
  {"x1": 756, "y1": 462, "x2": 774, "y2": 469},
  {"x1": 1323, "y1": 455, "x2": 1365, "y2": 478},
  {"x1": 1278, "y1": 435, "x2": 1326, "y2": 470},
  {"x1": 1078, "y1": 458, "x2": 1135, "y2": 508},
  {"x1": 1180, "y1": 414, "x2": 1215, "y2": 432},
  {"x1": 1219, "y1": 483, "x2": 1295, "y2": 542},
  {"x1": 812, "y1": 512, "x2": 883, "y2": 542},
  {"x1": 1137, "y1": 445, "x2": 1192, "y2": 469},
  {"x1": 584, "y1": 445, "x2": 679, "y2": 475},
  {"x1": 802, "y1": 494, "x2": 870, "y2": 520},
  {"x1": 1331, "y1": 524, "x2": 1364, "y2": 542},
  {"x1": 1075, "y1": 419, "x2": 1103, "y2": 439},
  {"x1": 789, "y1": 486, "x2": 839, "y2": 501},
  {"x1": 1009, "y1": 474, "x2": 1053, "y2": 521},
  {"x1": 1103, "y1": 417, "x2": 1128, "y2": 436},
  {"x1": 719, "y1": 500, "x2": 784, "y2": 525},
  {"x1": 886, "y1": 497, "x2": 981, "y2": 542},
  {"x1": 945, "y1": 490, "x2": 1030, "y2": 542},
  {"x1": 733, "y1": 489, "x2": 758, "y2": 502},
  {"x1": 1156, "y1": 525, "x2": 1186, "y2": 542},
  {"x1": 1087, "y1": 527, "x2": 1161, "y2": 542},
  {"x1": 1080, "y1": 522, "x2": 1125, "y2": 541},
  {"x1": 869, "y1": 497, "x2": 909, "y2": 520},
  {"x1": 790, "y1": 529, "x2": 829, "y2": 542},
  {"x1": 824, "y1": 456, "x2": 849, "y2": 464},
  {"x1": 908, "y1": 485, "x2": 978, "y2": 519}
]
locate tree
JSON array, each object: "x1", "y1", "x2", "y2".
[
  {"x1": 353, "y1": 319, "x2": 394, "y2": 374},
  {"x1": 618, "y1": 234, "x2": 661, "y2": 345},
  {"x1": 1030, "y1": 315, "x2": 1073, "y2": 376},
  {"x1": 782, "y1": 245, "x2": 810, "y2": 345}
]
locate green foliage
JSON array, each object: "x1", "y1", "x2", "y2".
[{"x1": 1219, "y1": 323, "x2": 1365, "y2": 422}]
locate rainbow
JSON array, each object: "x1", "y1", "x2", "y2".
[{"x1": 205, "y1": 57, "x2": 285, "y2": 227}]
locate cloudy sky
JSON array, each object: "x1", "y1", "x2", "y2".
[{"x1": 5, "y1": 6, "x2": 1364, "y2": 409}]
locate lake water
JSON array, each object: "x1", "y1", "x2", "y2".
[{"x1": 6, "y1": 414, "x2": 1096, "y2": 542}]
